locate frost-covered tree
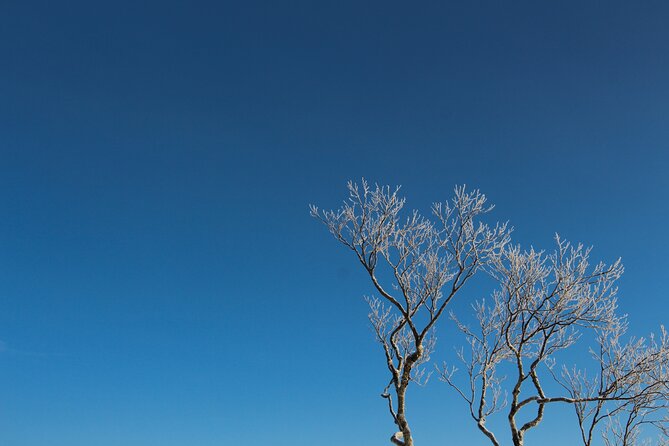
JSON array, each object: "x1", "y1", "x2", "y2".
[
  {"x1": 441, "y1": 237, "x2": 669, "y2": 446},
  {"x1": 567, "y1": 321, "x2": 669, "y2": 446},
  {"x1": 311, "y1": 180, "x2": 509, "y2": 446}
]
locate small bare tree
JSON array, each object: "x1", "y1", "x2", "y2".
[
  {"x1": 311, "y1": 180, "x2": 509, "y2": 446},
  {"x1": 442, "y1": 236, "x2": 669, "y2": 446},
  {"x1": 565, "y1": 321, "x2": 669, "y2": 446}
]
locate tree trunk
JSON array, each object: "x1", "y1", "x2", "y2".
[
  {"x1": 393, "y1": 348, "x2": 422, "y2": 446},
  {"x1": 395, "y1": 383, "x2": 413, "y2": 445},
  {"x1": 508, "y1": 410, "x2": 523, "y2": 446}
]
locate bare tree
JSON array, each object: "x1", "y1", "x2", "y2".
[
  {"x1": 442, "y1": 236, "x2": 669, "y2": 446},
  {"x1": 311, "y1": 180, "x2": 509, "y2": 446},
  {"x1": 566, "y1": 321, "x2": 669, "y2": 446}
]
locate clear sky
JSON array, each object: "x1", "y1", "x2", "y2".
[{"x1": 1, "y1": 1, "x2": 668, "y2": 445}]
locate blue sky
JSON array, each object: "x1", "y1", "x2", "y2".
[{"x1": 1, "y1": 1, "x2": 668, "y2": 445}]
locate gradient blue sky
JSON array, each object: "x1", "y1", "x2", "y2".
[{"x1": 1, "y1": 1, "x2": 668, "y2": 445}]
